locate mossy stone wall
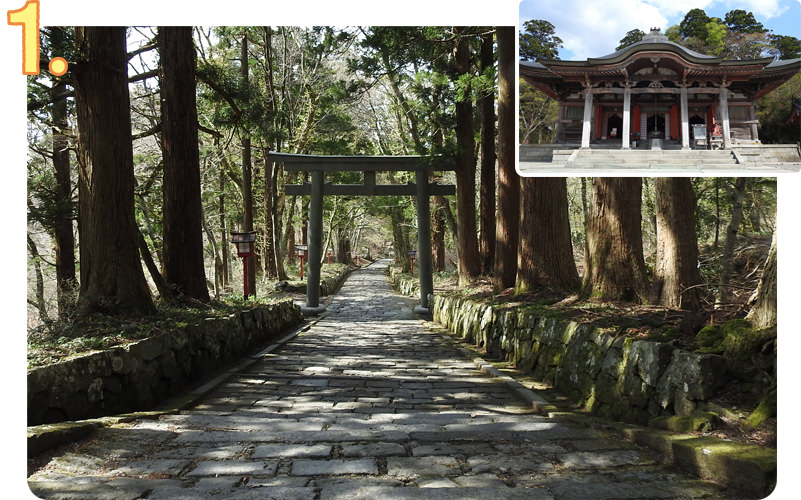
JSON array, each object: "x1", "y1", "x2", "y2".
[
  {"x1": 428, "y1": 293, "x2": 728, "y2": 425},
  {"x1": 28, "y1": 301, "x2": 303, "y2": 426}
]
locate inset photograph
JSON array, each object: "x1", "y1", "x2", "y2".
[{"x1": 518, "y1": 0, "x2": 801, "y2": 173}]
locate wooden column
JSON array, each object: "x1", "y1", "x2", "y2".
[
  {"x1": 749, "y1": 104, "x2": 759, "y2": 142},
  {"x1": 581, "y1": 87, "x2": 593, "y2": 148},
  {"x1": 622, "y1": 85, "x2": 631, "y2": 149},
  {"x1": 719, "y1": 86, "x2": 732, "y2": 149},
  {"x1": 680, "y1": 86, "x2": 690, "y2": 149},
  {"x1": 556, "y1": 104, "x2": 566, "y2": 143}
]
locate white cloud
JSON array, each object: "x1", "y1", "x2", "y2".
[
  {"x1": 519, "y1": 0, "x2": 799, "y2": 60},
  {"x1": 520, "y1": 0, "x2": 668, "y2": 60},
  {"x1": 642, "y1": 0, "x2": 716, "y2": 20},
  {"x1": 724, "y1": 0, "x2": 789, "y2": 19}
]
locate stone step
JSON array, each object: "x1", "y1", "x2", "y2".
[
  {"x1": 569, "y1": 156, "x2": 737, "y2": 162},
  {"x1": 547, "y1": 162, "x2": 748, "y2": 170},
  {"x1": 572, "y1": 154, "x2": 735, "y2": 160}
]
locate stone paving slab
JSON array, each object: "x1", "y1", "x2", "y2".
[
  {"x1": 252, "y1": 443, "x2": 332, "y2": 458},
  {"x1": 186, "y1": 459, "x2": 278, "y2": 476},
  {"x1": 387, "y1": 456, "x2": 462, "y2": 478},
  {"x1": 28, "y1": 260, "x2": 736, "y2": 500},
  {"x1": 291, "y1": 458, "x2": 379, "y2": 476}
]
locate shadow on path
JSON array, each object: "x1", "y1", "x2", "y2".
[{"x1": 28, "y1": 260, "x2": 731, "y2": 499}]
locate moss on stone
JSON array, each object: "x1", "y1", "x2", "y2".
[
  {"x1": 695, "y1": 324, "x2": 727, "y2": 353},
  {"x1": 745, "y1": 390, "x2": 776, "y2": 429},
  {"x1": 650, "y1": 411, "x2": 720, "y2": 432},
  {"x1": 695, "y1": 319, "x2": 776, "y2": 382}
]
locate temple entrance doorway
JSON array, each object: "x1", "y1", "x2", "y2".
[
  {"x1": 689, "y1": 114, "x2": 705, "y2": 126},
  {"x1": 606, "y1": 114, "x2": 623, "y2": 139},
  {"x1": 647, "y1": 114, "x2": 665, "y2": 138}
]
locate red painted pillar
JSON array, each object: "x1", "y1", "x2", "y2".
[{"x1": 242, "y1": 257, "x2": 249, "y2": 297}]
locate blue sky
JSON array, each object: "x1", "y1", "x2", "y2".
[{"x1": 519, "y1": 0, "x2": 801, "y2": 60}]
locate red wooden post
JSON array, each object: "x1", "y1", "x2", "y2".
[
  {"x1": 232, "y1": 231, "x2": 256, "y2": 297},
  {"x1": 242, "y1": 256, "x2": 249, "y2": 296}
]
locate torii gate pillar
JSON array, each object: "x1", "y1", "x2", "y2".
[
  {"x1": 414, "y1": 168, "x2": 433, "y2": 314},
  {"x1": 303, "y1": 170, "x2": 327, "y2": 316},
  {"x1": 272, "y1": 152, "x2": 455, "y2": 317}
]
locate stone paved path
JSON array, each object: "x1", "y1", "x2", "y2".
[{"x1": 28, "y1": 260, "x2": 732, "y2": 499}]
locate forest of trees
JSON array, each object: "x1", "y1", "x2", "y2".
[
  {"x1": 26, "y1": 26, "x2": 517, "y2": 325},
  {"x1": 26, "y1": 25, "x2": 777, "y2": 342}
]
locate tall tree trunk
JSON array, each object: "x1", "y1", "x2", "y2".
[
  {"x1": 719, "y1": 177, "x2": 747, "y2": 306},
  {"x1": 430, "y1": 83, "x2": 447, "y2": 273},
  {"x1": 273, "y1": 163, "x2": 288, "y2": 280},
  {"x1": 432, "y1": 200, "x2": 446, "y2": 272},
  {"x1": 492, "y1": 26, "x2": 518, "y2": 289},
  {"x1": 136, "y1": 228, "x2": 174, "y2": 302},
  {"x1": 746, "y1": 228, "x2": 777, "y2": 328},
  {"x1": 159, "y1": 26, "x2": 209, "y2": 302},
  {"x1": 389, "y1": 205, "x2": 411, "y2": 272},
  {"x1": 285, "y1": 194, "x2": 297, "y2": 266},
  {"x1": 200, "y1": 207, "x2": 220, "y2": 297},
  {"x1": 136, "y1": 192, "x2": 163, "y2": 267},
  {"x1": 241, "y1": 34, "x2": 256, "y2": 296},
  {"x1": 260, "y1": 28, "x2": 286, "y2": 281},
  {"x1": 48, "y1": 26, "x2": 77, "y2": 318},
  {"x1": 73, "y1": 26, "x2": 154, "y2": 316},
  {"x1": 581, "y1": 178, "x2": 648, "y2": 302},
  {"x1": 580, "y1": 177, "x2": 589, "y2": 259},
  {"x1": 713, "y1": 178, "x2": 721, "y2": 248},
  {"x1": 653, "y1": 178, "x2": 701, "y2": 310},
  {"x1": 745, "y1": 178, "x2": 762, "y2": 233},
  {"x1": 27, "y1": 234, "x2": 48, "y2": 323},
  {"x1": 478, "y1": 30, "x2": 496, "y2": 274},
  {"x1": 51, "y1": 77, "x2": 77, "y2": 318},
  {"x1": 516, "y1": 178, "x2": 579, "y2": 293},
  {"x1": 218, "y1": 166, "x2": 230, "y2": 289},
  {"x1": 453, "y1": 27, "x2": 480, "y2": 285},
  {"x1": 263, "y1": 154, "x2": 278, "y2": 278}
]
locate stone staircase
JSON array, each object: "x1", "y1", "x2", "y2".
[
  {"x1": 553, "y1": 149, "x2": 740, "y2": 170},
  {"x1": 519, "y1": 144, "x2": 801, "y2": 172},
  {"x1": 733, "y1": 144, "x2": 801, "y2": 169}
]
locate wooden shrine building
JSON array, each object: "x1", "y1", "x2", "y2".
[{"x1": 520, "y1": 29, "x2": 801, "y2": 149}]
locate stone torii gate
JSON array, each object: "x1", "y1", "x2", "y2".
[{"x1": 269, "y1": 152, "x2": 455, "y2": 316}]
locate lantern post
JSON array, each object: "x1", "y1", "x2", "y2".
[
  {"x1": 295, "y1": 244, "x2": 308, "y2": 280},
  {"x1": 231, "y1": 231, "x2": 256, "y2": 297}
]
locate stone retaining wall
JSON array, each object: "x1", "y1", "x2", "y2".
[
  {"x1": 387, "y1": 267, "x2": 729, "y2": 425},
  {"x1": 429, "y1": 294, "x2": 727, "y2": 424},
  {"x1": 28, "y1": 301, "x2": 303, "y2": 426}
]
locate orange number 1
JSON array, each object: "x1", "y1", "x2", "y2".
[{"x1": 7, "y1": 0, "x2": 40, "y2": 75}]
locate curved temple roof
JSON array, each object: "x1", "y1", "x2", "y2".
[
  {"x1": 590, "y1": 30, "x2": 720, "y2": 64},
  {"x1": 520, "y1": 30, "x2": 801, "y2": 100}
]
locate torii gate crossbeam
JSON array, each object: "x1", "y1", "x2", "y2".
[{"x1": 269, "y1": 152, "x2": 456, "y2": 316}]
